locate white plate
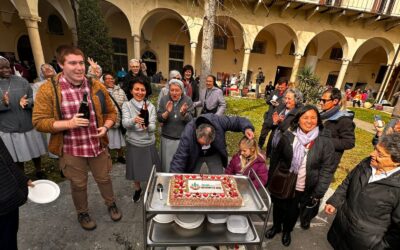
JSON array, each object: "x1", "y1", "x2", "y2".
[
  {"x1": 207, "y1": 214, "x2": 228, "y2": 224},
  {"x1": 196, "y1": 247, "x2": 218, "y2": 250},
  {"x1": 153, "y1": 214, "x2": 176, "y2": 224},
  {"x1": 175, "y1": 214, "x2": 205, "y2": 229},
  {"x1": 28, "y1": 180, "x2": 60, "y2": 204},
  {"x1": 166, "y1": 247, "x2": 191, "y2": 250},
  {"x1": 227, "y1": 215, "x2": 249, "y2": 234}
]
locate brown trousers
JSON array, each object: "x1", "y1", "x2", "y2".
[{"x1": 59, "y1": 150, "x2": 115, "y2": 213}]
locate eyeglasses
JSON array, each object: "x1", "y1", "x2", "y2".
[{"x1": 318, "y1": 98, "x2": 332, "y2": 104}]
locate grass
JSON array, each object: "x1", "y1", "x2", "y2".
[
  {"x1": 348, "y1": 107, "x2": 391, "y2": 124},
  {"x1": 24, "y1": 95, "x2": 374, "y2": 189}
]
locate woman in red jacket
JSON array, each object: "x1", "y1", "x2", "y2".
[{"x1": 225, "y1": 136, "x2": 268, "y2": 189}]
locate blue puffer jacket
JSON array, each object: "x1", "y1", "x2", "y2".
[{"x1": 170, "y1": 113, "x2": 254, "y2": 173}]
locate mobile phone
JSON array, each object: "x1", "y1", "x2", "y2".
[{"x1": 374, "y1": 115, "x2": 382, "y2": 121}]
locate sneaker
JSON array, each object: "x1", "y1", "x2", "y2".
[
  {"x1": 108, "y1": 202, "x2": 122, "y2": 221},
  {"x1": 78, "y1": 213, "x2": 96, "y2": 230},
  {"x1": 35, "y1": 171, "x2": 47, "y2": 179},
  {"x1": 117, "y1": 156, "x2": 126, "y2": 164},
  {"x1": 132, "y1": 188, "x2": 142, "y2": 203}
]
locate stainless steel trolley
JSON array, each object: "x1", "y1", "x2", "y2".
[{"x1": 143, "y1": 167, "x2": 272, "y2": 249}]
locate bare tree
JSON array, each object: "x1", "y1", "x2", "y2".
[{"x1": 199, "y1": 0, "x2": 217, "y2": 94}]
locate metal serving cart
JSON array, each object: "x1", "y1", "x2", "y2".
[{"x1": 143, "y1": 167, "x2": 272, "y2": 249}]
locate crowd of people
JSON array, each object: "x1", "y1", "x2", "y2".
[{"x1": 0, "y1": 44, "x2": 400, "y2": 249}]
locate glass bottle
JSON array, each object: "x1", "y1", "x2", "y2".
[
  {"x1": 140, "y1": 98, "x2": 149, "y2": 127},
  {"x1": 78, "y1": 92, "x2": 90, "y2": 120}
]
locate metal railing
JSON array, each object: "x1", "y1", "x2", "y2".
[{"x1": 293, "y1": 0, "x2": 400, "y2": 16}]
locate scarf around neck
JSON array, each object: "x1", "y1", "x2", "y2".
[
  {"x1": 290, "y1": 126, "x2": 319, "y2": 174},
  {"x1": 320, "y1": 105, "x2": 340, "y2": 120}
]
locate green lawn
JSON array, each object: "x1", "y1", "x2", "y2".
[
  {"x1": 348, "y1": 107, "x2": 391, "y2": 124},
  {"x1": 24, "y1": 96, "x2": 374, "y2": 188}
]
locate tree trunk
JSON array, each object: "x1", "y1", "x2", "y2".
[{"x1": 200, "y1": 0, "x2": 217, "y2": 97}]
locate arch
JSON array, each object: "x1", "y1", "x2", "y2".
[
  {"x1": 214, "y1": 15, "x2": 244, "y2": 51},
  {"x1": 47, "y1": 14, "x2": 64, "y2": 35},
  {"x1": 303, "y1": 30, "x2": 349, "y2": 59},
  {"x1": 141, "y1": 50, "x2": 158, "y2": 76},
  {"x1": 140, "y1": 8, "x2": 190, "y2": 42},
  {"x1": 352, "y1": 37, "x2": 395, "y2": 64},
  {"x1": 253, "y1": 23, "x2": 298, "y2": 55}
]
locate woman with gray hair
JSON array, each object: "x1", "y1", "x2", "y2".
[
  {"x1": 325, "y1": 133, "x2": 400, "y2": 250},
  {"x1": 157, "y1": 79, "x2": 193, "y2": 171},
  {"x1": 266, "y1": 88, "x2": 304, "y2": 158},
  {"x1": 157, "y1": 70, "x2": 182, "y2": 109}
]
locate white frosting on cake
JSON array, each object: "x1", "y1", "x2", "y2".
[{"x1": 188, "y1": 180, "x2": 224, "y2": 194}]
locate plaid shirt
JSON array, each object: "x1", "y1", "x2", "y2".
[{"x1": 59, "y1": 75, "x2": 103, "y2": 157}]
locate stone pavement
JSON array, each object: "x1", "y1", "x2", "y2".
[
  {"x1": 353, "y1": 118, "x2": 375, "y2": 134},
  {"x1": 19, "y1": 163, "x2": 335, "y2": 250}
]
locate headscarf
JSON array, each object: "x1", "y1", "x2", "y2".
[
  {"x1": 39, "y1": 64, "x2": 56, "y2": 81},
  {"x1": 168, "y1": 79, "x2": 184, "y2": 104}
]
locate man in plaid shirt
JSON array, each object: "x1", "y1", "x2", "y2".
[{"x1": 33, "y1": 46, "x2": 121, "y2": 230}]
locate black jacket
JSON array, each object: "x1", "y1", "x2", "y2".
[
  {"x1": 169, "y1": 114, "x2": 254, "y2": 173},
  {"x1": 323, "y1": 113, "x2": 355, "y2": 166},
  {"x1": 327, "y1": 158, "x2": 400, "y2": 250},
  {"x1": 263, "y1": 89, "x2": 286, "y2": 128},
  {"x1": 269, "y1": 129, "x2": 336, "y2": 199},
  {"x1": 0, "y1": 138, "x2": 28, "y2": 215}
]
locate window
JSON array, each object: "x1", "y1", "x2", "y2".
[
  {"x1": 329, "y1": 47, "x2": 343, "y2": 60},
  {"x1": 252, "y1": 41, "x2": 266, "y2": 54},
  {"x1": 375, "y1": 65, "x2": 388, "y2": 84},
  {"x1": 169, "y1": 44, "x2": 184, "y2": 72},
  {"x1": 112, "y1": 38, "x2": 128, "y2": 72},
  {"x1": 48, "y1": 15, "x2": 63, "y2": 35},
  {"x1": 214, "y1": 36, "x2": 227, "y2": 50}
]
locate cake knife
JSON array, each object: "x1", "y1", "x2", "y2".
[{"x1": 157, "y1": 183, "x2": 163, "y2": 200}]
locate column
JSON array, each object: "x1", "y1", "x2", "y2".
[
  {"x1": 70, "y1": 27, "x2": 78, "y2": 46},
  {"x1": 289, "y1": 53, "x2": 303, "y2": 84},
  {"x1": 22, "y1": 16, "x2": 45, "y2": 77},
  {"x1": 133, "y1": 34, "x2": 141, "y2": 59},
  {"x1": 376, "y1": 64, "x2": 394, "y2": 102},
  {"x1": 241, "y1": 48, "x2": 251, "y2": 79},
  {"x1": 190, "y1": 42, "x2": 197, "y2": 70},
  {"x1": 334, "y1": 58, "x2": 350, "y2": 89}
]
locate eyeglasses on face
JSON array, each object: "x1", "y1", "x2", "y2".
[{"x1": 318, "y1": 98, "x2": 332, "y2": 104}]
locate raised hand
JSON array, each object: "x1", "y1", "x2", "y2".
[
  {"x1": 2, "y1": 91, "x2": 9, "y2": 106},
  {"x1": 19, "y1": 94, "x2": 28, "y2": 108},
  {"x1": 166, "y1": 100, "x2": 173, "y2": 113},
  {"x1": 180, "y1": 102, "x2": 188, "y2": 115}
]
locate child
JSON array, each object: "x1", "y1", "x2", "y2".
[{"x1": 225, "y1": 136, "x2": 268, "y2": 189}]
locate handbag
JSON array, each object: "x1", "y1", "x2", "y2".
[
  {"x1": 299, "y1": 197, "x2": 320, "y2": 228},
  {"x1": 267, "y1": 164, "x2": 297, "y2": 199}
]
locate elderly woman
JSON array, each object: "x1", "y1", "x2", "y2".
[
  {"x1": 266, "y1": 105, "x2": 336, "y2": 247},
  {"x1": 0, "y1": 56, "x2": 47, "y2": 179},
  {"x1": 122, "y1": 77, "x2": 161, "y2": 203},
  {"x1": 157, "y1": 70, "x2": 182, "y2": 109},
  {"x1": 103, "y1": 73, "x2": 128, "y2": 163},
  {"x1": 194, "y1": 75, "x2": 226, "y2": 116},
  {"x1": 325, "y1": 133, "x2": 400, "y2": 250},
  {"x1": 266, "y1": 88, "x2": 303, "y2": 159},
  {"x1": 31, "y1": 63, "x2": 56, "y2": 100},
  {"x1": 157, "y1": 79, "x2": 193, "y2": 172}
]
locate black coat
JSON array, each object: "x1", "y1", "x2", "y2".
[
  {"x1": 269, "y1": 129, "x2": 336, "y2": 199},
  {"x1": 0, "y1": 138, "x2": 28, "y2": 215},
  {"x1": 323, "y1": 113, "x2": 355, "y2": 166},
  {"x1": 263, "y1": 89, "x2": 286, "y2": 128},
  {"x1": 169, "y1": 114, "x2": 254, "y2": 173},
  {"x1": 327, "y1": 158, "x2": 400, "y2": 250}
]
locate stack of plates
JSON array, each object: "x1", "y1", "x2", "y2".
[
  {"x1": 166, "y1": 247, "x2": 191, "y2": 250},
  {"x1": 207, "y1": 214, "x2": 228, "y2": 224},
  {"x1": 153, "y1": 214, "x2": 176, "y2": 224},
  {"x1": 196, "y1": 247, "x2": 218, "y2": 250},
  {"x1": 227, "y1": 215, "x2": 249, "y2": 234},
  {"x1": 174, "y1": 214, "x2": 205, "y2": 229}
]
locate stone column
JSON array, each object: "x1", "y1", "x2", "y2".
[
  {"x1": 376, "y1": 64, "x2": 394, "y2": 102},
  {"x1": 241, "y1": 48, "x2": 251, "y2": 79},
  {"x1": 289, "y1": 53, "x2": 303, "y2": 84},
  {"x1": 21, "y1": 16, "x2": 45, "y2": 77},
  {"x1": 71, "y1": 27, "x2": 78, "y2": 46},
  {"x1": 133, "y1": 34, "x2": 141, "y2": 59},
  {"x1": 334, "y1": 58, "x2": 350, "y2": 89},
  {"x1": 190, "y1": 42, "x2": 197, "y2": 71}
]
